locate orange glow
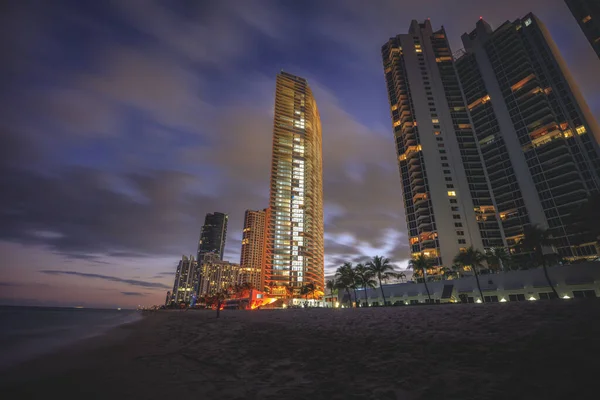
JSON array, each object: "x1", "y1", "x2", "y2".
[{"x1": 511, "y1": 74, "x2": 535, "y2": 92}]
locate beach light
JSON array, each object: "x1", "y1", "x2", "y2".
[
  {"x1": 500, "y1": 298, "x2": 507, "y2": 302},
  {"x1": 335, "y1": 302, "x2": 339, "y2": 308},
  {"x1": 475, "y1": 299, "x2": 482, "y2": 303},
  {"x1": 562, "y1": 295, "x2": 571, "y2": 299},
  {"x1": 528, "y1": 296, "x2": 536, "y2": 301}
]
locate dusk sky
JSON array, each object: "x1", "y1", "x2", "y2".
[{"x1": 1, "y1": 0, "x2": 599, "y2": 308}]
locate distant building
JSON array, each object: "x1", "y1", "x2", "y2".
[
  {"x1": 239, "y1": 209, "x2": 267, "y2": 290},
  {"x1": 171, "y1": 255, "x2": 199, "y2": 304},
  {"x1": 164, "y1": 291, "x2": 171, "y2": 306},
  {"x1": 565, "y1": 0, "x2": 600, "y2": 59},
  {"x1": 197, "y1": 212, "x2": 228, "y2": 263},
  {"x1": 198, "y1": 252, "x2": 240, "y2": 296},
  {"x1": 264, "y1": 71, "x2": 324, "y2": 298}
]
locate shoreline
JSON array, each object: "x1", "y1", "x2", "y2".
[{"x1": 2, "y1": 303, "x2": 600, "y2": 399}]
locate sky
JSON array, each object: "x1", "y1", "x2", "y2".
[{"x1": 1, "y1": 0, "x2": 599, "y2": 309}]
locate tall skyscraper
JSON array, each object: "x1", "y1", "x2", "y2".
[
  {"x1": 264, "y1": 71, "x2": 324, "y2": 298},
  {"x1": 565, "y1": 0, "x2": 600, "y2": 59},
  {"x1": 456, "y1": 14, "x2": 600, "y2": 260},
  {"x1": 383, "y1": 16, "x2": 600, "y2": 268},
  {"x1": 239, "y1": 209, "x2": 267, "y2": 290},
  {"x1": 382, "y1": 20, "x2": 498, "y2": 270},
  {"x1": 171, "y1": 255, "x2": 199, "y2": 304},
  {"x1": 197, "y1": 212, "x2": 228, "y2": 262}
]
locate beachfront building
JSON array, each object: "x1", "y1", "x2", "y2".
[
  {"x1": 342, "y1": 262, "x2": 599, "y2": 306},
  {"x1": 382, "y1": 16, "x2": 600, "y2": 268},
  {"x1": 239, "y1": 209, "x2": 267, "y2": 290},
  {"x1": 455, "y1": 14, "x2": 600, "y2": 261},
  {"x1": 171, "y1": 255, "x2": 199, "y2": 304},
  {"x1": 565, "y1": 0, "x2": 600, "y2": 59},
  {"x1": 197, "y1": 212, "x2": 228, "y2": 263},
  {"x1": 198, "y1": 252, "x2": 240, "y2": 296},
  {"x1": 382, "y1": 20, "x2": 498, "y2": 272},
  {"x1": 264, "y1": 71, "x2": 325, "y2": 299}
]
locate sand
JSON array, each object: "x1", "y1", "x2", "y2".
[{"x1": 1, "y1": 300, "x2": 600, "y2": 399}]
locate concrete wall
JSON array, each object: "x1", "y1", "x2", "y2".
[{"x1": 346, "y1": 263, "x2": 600, "y2": 305}]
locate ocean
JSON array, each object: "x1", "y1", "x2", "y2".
[{"x1": 0, "y1": 306, "x2": 142, "y2": 370}]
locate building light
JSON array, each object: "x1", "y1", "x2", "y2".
[
  {"x1": 447, "y1": 191, "x2": 456, "y2": 197},
  {"x1": 415, "y1": 48, "x2": 422, "y2": 53},
  {"x1": 431, "y1": 118, "x2": 439, "y2": 124},
  {"x1": 576, "y1": 125, "x2": 587, "y2": 135},
  {"x1": 391, "y1": 104, "x2": 398, "y2": 111},
  {"x1": 524, "y1": 18, "x2": 532, "y2": 27},
  {"x1": 528, "y1": 296, "x2": 536, "y2": 301},
  {"x1": 562, "y1": 295, "x2": 570, "y2": 299},
  {"x1": 500, "y1": 298, "x2": 507, "y2": 302},
  {"x1": 475, "y1": 299, "x2": 482, "y2": 303},
  {"x1": 511, "y1": 73, "x2": 535, "y2": 92},
  {"x1": 563, "y1": 129, "x2": 573, "y2": 138},
  {"x1": 582, "y1": 15, "x2": 592, "y2": 23}
]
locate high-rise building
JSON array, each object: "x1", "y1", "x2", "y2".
[
  {"x1": 264, "y1": 72, "x2": 324, "y2": 298},
  {"x1": 197, "y1": 212, "x2": 228, "y2": 262},
  {"x1": 239, "y1": 209, "x2": 267, "y2": 290},
  {"x1": 456, "y1": 14, "x2": 600, "y2": 260},
  {"x1": 198, "y1": 252, "x2": 240, "y2": 296},
  {"x1": 382, "y1": 20, "x2": 498, "y2": 270},
  {"x1": 565, "y1": 0, "x2": 600, "y2": 59},
  {"x1": 171, "y1": 255, "x2": 199, "y2": 304},
  {"x1": 382, "y1": 16, "x2": 600, "y2": 267}
]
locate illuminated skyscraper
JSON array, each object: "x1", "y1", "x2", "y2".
[
  {"x1": 565, "y1": 0, "x2": 600, "y2": 59},
  {"x1": 197, "y1": 212, "x2": 228, "y2": 263},
  {"x1": 197, "y1": 252, "x2": 240, "y2": 296},
  {"x1": 264, "y1": 72, "x2": 324, "y2": 298},
  {"x1": 456, "y1": 14, "x2": 600, "y2": 260},
  {"x1": 239, "y1": 209, "x2": 267, "y2": 289},
  {"x1": 171, "y1": 255, "x2": 199, "y2": 304}
]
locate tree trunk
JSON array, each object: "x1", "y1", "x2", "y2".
[
  {"x1": 423, "y1": 277, "x2": 432, "y2": 303},
  {"x1": 363, "y1": 284, "x2": 369, "y2": 307},
  {"x1": 473, "y1": 268, "x2": 485, "y2": 303},
  {"x1": 353, "y1": 288, "x2": 358, "y2": 307},
  {"x1": 216, "y1": 300, "x2": 221, "y2": 318},
  {"x1": 345, "y1": 288, "x2": 352, "y2": 306},
  {"x1": 378, "y1": 275, "x2": 387, "y2": 306},
  {"x1": 542, "y1": 263, "x2": 559, "y2": 299}
]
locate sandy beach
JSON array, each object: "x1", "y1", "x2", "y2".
[{"x1": 2, "y1": 301, "x2": 600, "y2": 399}]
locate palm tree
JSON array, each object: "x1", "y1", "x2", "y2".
[
  {"x1": 366, "y1": 256, "x2": 398, "y2": 306},
  {"x1": 325, "y1": 279, "x2": 337, "y2": 306},
  {"x1": 396, "y1": 271, "x2": 407, "y2": 283},
  {"x1": 335, "y1": 263, "x2": 354, "y2": 306},
  {"x1": 519, "y1": 225, "x2": 560, "y2": 299},
  {"x1": 300, "y1": 282, "x2": 316, "y2": 302},
  {"x1": 354, "y1": 263, "x2": 377, "y2": 307},
  {"x1": 408, "y1": 255, "x2": 432, "y2": 302},
  {"x1": 440, "y1": 267, "x2": 458, "y2": 280},
  {"x1": 486, "y1": 247, "x2": 510, "y2": 272},
  {"x1": 453, "y1": 247, "x2": 487, "y2": 303}
]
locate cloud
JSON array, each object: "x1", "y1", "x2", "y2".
[
  {"x1": 40, "y1": 270, "x2": 170, "y2": 289},
  {"x1": 121, "y1": 291, "x2": 146, "y2": 296}
]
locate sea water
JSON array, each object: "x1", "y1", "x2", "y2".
[{"x1": 0, "y1": 306, "x2": 142, "y2": 370}]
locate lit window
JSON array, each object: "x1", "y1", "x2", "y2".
[
  {"x1": 524, "y1": 18, "x2": 532, "y2": 27},
  {"x1": 582, "y1": 15, "x2": 592, "y2": 23},
  {"x1": 432, "y1": 118, "x2": 439, "y2": 124},
  {"x1": 576, "y1": 125, "x2": 587, "y2": 135},
  {"x1": 448, "y1": 191, "x2": 456, "y2": 197}
]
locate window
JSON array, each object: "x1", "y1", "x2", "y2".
[
  {"x1": 582, "y1": 15, "x2": 591, "y2": 23},
  {"x1": 454, "y1": 222, "x2": 462, "y2": 227},
  {"x1": 451, "y1": 206, "x2": 459, "y2": 211},
  {"x1": 439, "y1": 149, "x2": 446, "y2": 154},
  {"x1": 443, "y1": 169, "x2": 450, "y2": 173},
  {"x1": 445, "y1": 177, "x2": 453, "y2": 181},
  {"x1": 524, "y1": 18, "x2": 532, "y2": 27},
  {"x1": 446, "y1": 184, "x2": 454, "y2": 188},
  {"x1": 442, "y1": 163, "x2": 449, "y2": 167},
  {"x1": 435, "y1": 131, "x2": 441, "y2": 135},
  {"x1": 437, "y1": 137, "x2": 444, "y2": 142},
  {"x1": 456, "y1": 230, "x2": 464, "y2": 235},
  {"x1": 441, "y1": 156, "x2": 447, "y2": 160},
  {"x1": 458, "y1": 239, "x2": 466, "y2": 244},
  {"x1": 573, "y1": 290, "x2": 597, "y2": 298},
  {"x1": 453, "y1": 214, "x2": 461, "y2": 220},
  {"x1": 448, "y1": 191, "x2": 456, "y2": 197},
  {"x1": 576, "y1": 125, "x2": 587, "y2": 135},
  {"x1": 538, "y1": 292, "x2": 558, "y2": 300},
  {"x1": 509, "y1": 294, "x2": 526, "y2": 301},
  {"x1": 484, "y1": 295, "x2": 499, "y2": 303},
  {"x1": 438, "y1": 143, "x2": 445, "y2": 147},
  {"x1": 450, "y1": 199, "x2": 457, "y2": 204}
]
